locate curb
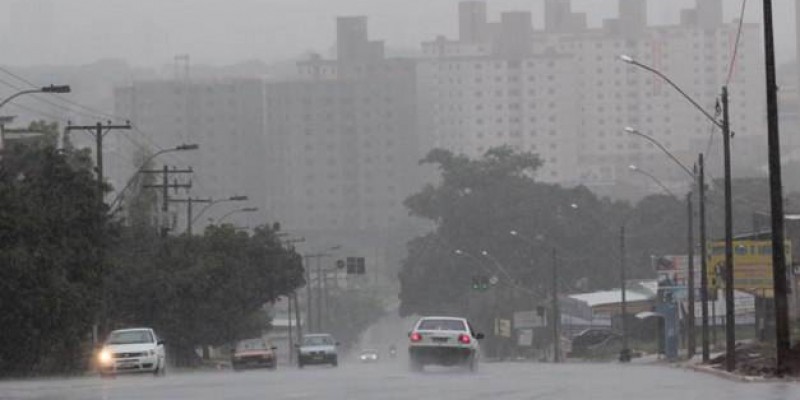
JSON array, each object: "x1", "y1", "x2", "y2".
[{"x1": 684, "y1": 364, "x2": 766, "y2": 383}]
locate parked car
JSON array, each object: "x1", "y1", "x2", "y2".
[
  {"x1": 97, "y1": 328, "x2": 166, "y2": 376},
  {"x1": 232, "y1": 338, "x2": 277, "y2": 370},
  {"x1": 407, "y1": 316, "x2": 483, "y2": 372},
  {"x1": 569, "y1": 328, "x2": 623, "y2": 358},
  {"x1": 359, "y1": 349, "x2": 379, "y2": 363},
  {"x1": 297, "y1": 333, "x2": 338, "y2": 368}
]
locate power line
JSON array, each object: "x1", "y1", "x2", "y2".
[{"x1": 726, "y1": 0, "x2": 749, "y2": 86}]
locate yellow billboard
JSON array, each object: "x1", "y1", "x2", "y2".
[{"x1": 708, "y1": 240, "x2": 792, "y2": 296}]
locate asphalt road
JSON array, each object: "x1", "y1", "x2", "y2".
[{"x1": 2, "y1": 360, "x2": 800, "y2": 400}]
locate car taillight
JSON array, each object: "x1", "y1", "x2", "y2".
[
  {"x1": 458, "y1": 334, "x2": 471, "y2": 344},
  {"x1": 410, "y1": 332, "x2": 422, "y2": 342}
]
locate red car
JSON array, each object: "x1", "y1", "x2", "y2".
[{"x1": 231, "y1": 338, "x2": 278, "y2": 371}]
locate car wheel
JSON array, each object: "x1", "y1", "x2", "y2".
[
  {"x1": 153, "y1": 360, "x2": 161, "y2": 376},
  {"x1": 331, "y1": 357, "x2": 338, "y2": 367}
]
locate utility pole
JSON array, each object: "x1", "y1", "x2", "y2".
[
  {"x1": 620, "y1": 225, "x2": 631, "y2": 362},
  {"x1": 698, "y1": 154, "x2": 710, "y2": 363},
  {"x1": 168, "y1": 197, "x2": 212, "y2": 235},
  {"x1": 304, "y1": 255, "x2": 313, "y2": 332},
  {"x1": 287, "y1": 294, "x2": 293, "y2": 363},
  {"x1": 317, "y1": 257, "x2": 323, "y2": 332},
  {"x1": 65, "y1": 121, "x2": 132, "y2": 198},
  {"x1": 721, "y1": 86, "x2": 735, "y2": 372},
  {"x1": 551, "y1": 248, "x2": 560, "y2": 363},
  {"x1": 762, "y1": 0, "x2": 791, "y2": 373},
  {"x1": 687, "y1": 191, "x2": 696, "y2": 359},
  {"x1": 292, "y1": 291, "x2": 303, "y2": 343},
  {"x1": 65, "y1": 121, "x2": 131, "y2": 340},
  {"x1": 142, "y1": 166, "x2": 192, "y2": 236}
]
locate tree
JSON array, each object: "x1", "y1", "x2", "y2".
[
  {"x1": 398, "y1": 147, "x2": 691, "y2": 321},
  {"x1": 107, "y1": 223, "x2": 305, "y2": 366},
  {"x1": 0, "y1": 122, "x2": 108, "y2": 376}
]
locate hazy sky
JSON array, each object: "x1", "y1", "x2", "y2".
[{"x1": 1, "y1": 0, "x2": 798, "y2": 67}]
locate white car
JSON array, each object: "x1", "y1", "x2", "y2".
[
  {"x1": 407, "y1": 316, "x2": 483, "y2": 372},
  {"x1": 97, "y1": 328, "x2": 166, "y2": 376}
]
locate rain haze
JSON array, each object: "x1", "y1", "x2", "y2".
[
  {"x1": 5, "y1": 0, "x2": 800, "y2": 399},
  {"x1": 2, "y1": 0, "x2": 800, "y2": 65}
]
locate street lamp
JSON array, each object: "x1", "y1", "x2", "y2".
[
  {"x1": 624, "y1": 127, "x2": 693, "y2": 177},
  {"x1": 628, "y1": 164, "x2": 679, "y2": 200},
  {"x1": 191, "y1": 195, "x2": 249, "y2": 225},
  {"x1": 108, "y1": 143, "x2": 200, "y2": 214},
  {"x1": 0, "y1": 85, "x2": 71, "y2": 111},
  {"x1": 620, "y1": 53, "x2": 734, "y2": 369},
  {"x1": 218, "y1": 207, "x2": 259, "y2": 223}
]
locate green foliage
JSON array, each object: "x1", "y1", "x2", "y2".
[
  {"x1": 107, "y1": 224, "x2": 305, "y2": 366},
  {"x1": 0, "y1": 124, "x2": 108, "y2": 376},
  {"x1": 398, "y1": 147, "x2": 689, "y2": 319}
]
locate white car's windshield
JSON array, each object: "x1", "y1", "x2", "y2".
[{"x1": 107, "y1": 331, "x2": 153, "y2": 345}]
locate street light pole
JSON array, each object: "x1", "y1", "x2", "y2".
[
  {"x1": 699, "y1": 154, "x2": 710, "y2": 363},
  {"x1": 191, "y1": 195, "x2": 248, "y2": 225},
  {"x1": 621, "y1": 54, "x2": 732, "y2": 369},
  {"x1": 107, "y1": 144, "x2": 200, "y2": 214},
  {"x1": 0, "y1": 85, "x2": 71, "y2": 110},
  {"x1": 628, "y1": 164, "x2": 679, "y2": 199}
]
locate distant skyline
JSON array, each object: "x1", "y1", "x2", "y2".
[{"x1": 1, "y1": 0, "x2": 798, "y2": 67}]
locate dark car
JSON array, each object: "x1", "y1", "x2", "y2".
[
  {"x1": 569, "y1": 329, "x2": 623, "y2": 358},
  {"x1": 231, "y1": 338, "x2": 277, "y2": 370}
]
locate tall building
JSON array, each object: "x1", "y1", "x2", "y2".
[
  {"x1": 418, "y1": 0, "x2": 766, "y2": 199},
  {"x1": 264, "y1": 17, "x2": 425, "y2": 282},
  {"x1": 113, "y1": 78, "x2": 268, "y2": 231}
]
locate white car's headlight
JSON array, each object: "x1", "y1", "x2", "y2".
[
  {"x1": 148, "y1": 349, "x2": 156, "y2": 356},
  {"x1": 98, "y1": 349, "x2": 112, "y2": 364}
]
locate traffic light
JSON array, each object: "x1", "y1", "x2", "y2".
[
  {"x1": 471, "y1": 276, "x2": 490, "y2": 291},
  {"x1": 480, "y1": 276, "x2": 489, "y2": 291}
]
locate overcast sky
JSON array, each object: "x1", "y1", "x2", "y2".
[{"x1": 1, "y1": 0, "x2": 798, "y2": 67}]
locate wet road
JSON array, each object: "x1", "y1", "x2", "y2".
[{"x1": 2, "y1": 360, "x2": 800, "y2": 400}]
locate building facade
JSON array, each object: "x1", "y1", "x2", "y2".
[{"x1": 418, "y1": 0, "x2": 766, "y2": 199}]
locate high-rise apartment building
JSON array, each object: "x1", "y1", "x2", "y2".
[
  {"x1": 419, "y1": 0, "x2": 766, "y2": 198},
  {"x1": 264, "y1": 17, "x2": 423, "y2": 238}
]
